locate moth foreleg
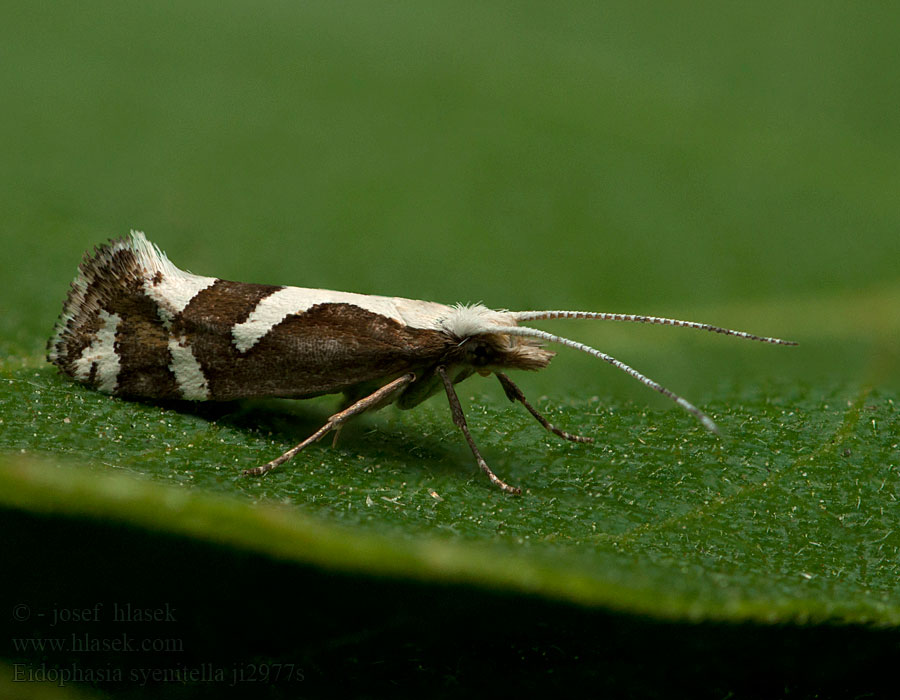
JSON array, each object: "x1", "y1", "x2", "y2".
[
  {"x1": 243, "y1": 373, "x2": 416, "y2": 478},
  {"x1": 495, "y1": 372, "x2": 594, "y2": 444},
  {"x1": 437, "y1": 366, "x2": 521, "y2": 496}
]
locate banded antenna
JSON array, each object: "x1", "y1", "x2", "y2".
[{"x1": 497, "y1": 313, "x2": 797, "y2": 433}]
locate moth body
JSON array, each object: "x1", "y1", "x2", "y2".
[{"x1": 49, "y1": 231, "x2": 795, "y2": 494}]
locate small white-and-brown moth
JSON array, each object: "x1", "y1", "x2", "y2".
[{"x1": 48, "y1": 231, "x2": 796, "y2": 495}]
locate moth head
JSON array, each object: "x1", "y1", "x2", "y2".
[
  {"x1": 457, "y1": 333, "x2": 555, "y2": 374},
  {"x1": 438, "y1": 304, "x2": 554, "y2": 373}
]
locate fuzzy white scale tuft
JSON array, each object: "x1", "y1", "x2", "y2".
[{"x1": 436, "y1": 303, "x2": 516, "y2": 339}]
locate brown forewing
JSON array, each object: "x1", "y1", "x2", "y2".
[{"x1": 172, "y1": 292, "x2": 451, "y2": 401}]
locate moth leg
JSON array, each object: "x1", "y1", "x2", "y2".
[
  {"x1": 330, "y1": 390, "x2": 365, "y2": 447},
  {"x1": 437, "y1": 366, "x2": 521, "y2": 496},
  {"x1": 243, "y1": 373, "x2": 415, "y2": 477},
  {"x1": 495, "y1": 372, "x2": 594, "y2": 444}
]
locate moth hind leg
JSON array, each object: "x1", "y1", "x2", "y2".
[
  {"x1": 243, "y1": 373, "x2": 415, "y2": 477},
  {"x1": 495, "y1": 372, "x2": 593, "y2": 444}
]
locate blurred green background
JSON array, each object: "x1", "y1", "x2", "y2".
[
  {"x1": 3, "y1": 3, "x2": 900, "y2": 696},
  {"x1": 2, "y1": 1, "x2": 897, "y2": 400}
]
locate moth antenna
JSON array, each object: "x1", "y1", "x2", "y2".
[
  {"x1": 508, "y1": 311, "x2": 797, "y2": 346},
  {"x1": 495, "y1": 326, "x2": 720, "y2": 434}
]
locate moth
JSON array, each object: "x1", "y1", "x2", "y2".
[{"x1": 48, "y1": 231, "x2": 796, "y2": 494}]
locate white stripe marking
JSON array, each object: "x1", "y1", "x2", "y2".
[
  {"x1": 231, "y1": 287, "x2": 457, "y2": 353},
  {"x1": 73, "y1": 310, "x2": 121, "y2": 393},
  {"x1": 168, "y1": 336, "x2": 210, "y2": 400},
  {"x1": 145, "y1": 272, "x2": 217, "y2": 324},
  {"x1": 123, "y1": 231, "x2": 217, "y2": 324}
]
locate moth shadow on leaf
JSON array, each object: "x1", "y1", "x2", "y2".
[{"x1": 155, "y1": 396, "x2": 466, "y2": 478}]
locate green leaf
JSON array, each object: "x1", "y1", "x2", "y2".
[{"x1": 3, "y1": 359, "x2": 897, "y2": 626}]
